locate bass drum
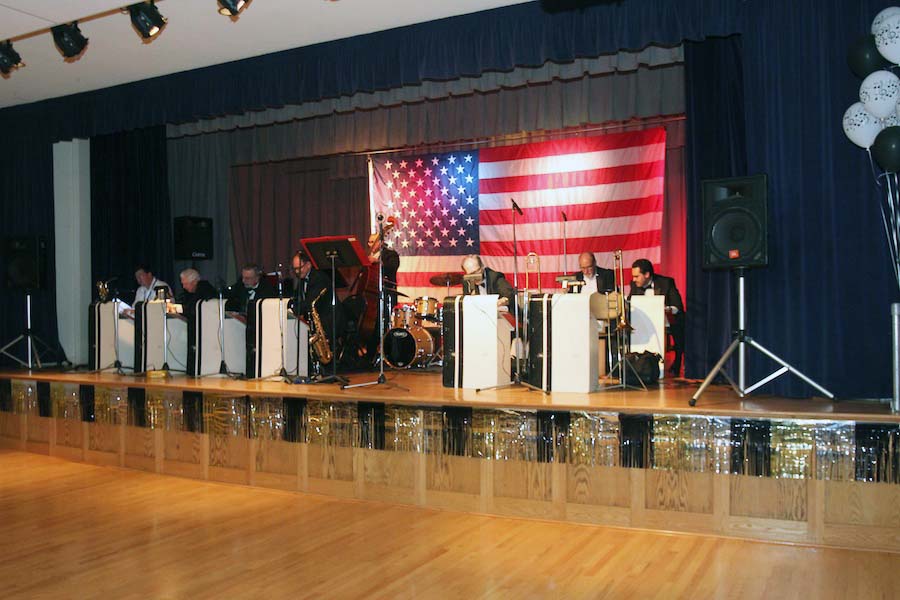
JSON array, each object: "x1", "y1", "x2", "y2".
[{"x1": 382, "y1": 326, "x2": 435, "y2": 369}]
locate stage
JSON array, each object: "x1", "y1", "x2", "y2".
[
  {"x1": 0, "y1": 369, "x2": 891, "y2": 422},
  {"x1": 0, "y1": 368, "x2": 898, "y2": 553}
]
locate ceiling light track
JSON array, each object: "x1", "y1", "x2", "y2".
[{"x1": 1, "y1": 1, "x2": 254, "y2": 78}]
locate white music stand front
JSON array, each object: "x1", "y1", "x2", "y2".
[
  {"x1": 461, "y1": 295, "x2": 511, "y2": 389},
  {"x1": 629, "y1": 294, "x2": 666, "y2": 379}
]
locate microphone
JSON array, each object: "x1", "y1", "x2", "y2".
[
  {"x1": 376, "y1": 212, "x2": 385, "y2": 222},
  {"x1": 511, "y1": 198, "x2": 523, "y2": 216},
  {"x1": 561, "y1": 211, "x2": 567, "y2": 222}
]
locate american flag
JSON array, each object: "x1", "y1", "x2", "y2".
[{"x1": 369, "y1": 128, "x2": 666, "y2": 299}]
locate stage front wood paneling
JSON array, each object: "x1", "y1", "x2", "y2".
[{"x1": 0, "y1": 371, "x2": 898, "y2": 553}]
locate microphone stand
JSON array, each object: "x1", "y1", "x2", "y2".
[
  {"x1": 556, "y1": 211, "x2": 577, "y2": 290},
  {"x1": 262, "y1": 267, "x2": 293, "y2": 383},
  {"x1": 203, "y1": 281, "x2": 240, "y2": 379},
  {"x1": 344, "y1": 218, "x2": 408, "y2": 391},
  {"x1": 312, "y1": 252, "x2": 349, "y2": 385},
  {"x1": 477, "y1": 198, "x2": 543, "y2": 393}
]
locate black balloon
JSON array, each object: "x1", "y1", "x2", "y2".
[
  {"x1": 848, "y1": 34, "x2": 890, "y2": 79},
  {"x1": 873, "y1": 127, "x2": 900, "y2": 172}
]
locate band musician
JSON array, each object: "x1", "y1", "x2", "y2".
[
  {"x1": 225, "y1": 263, "x2": 276, "y2": 314},
  {"x1": 460, "y1": 254, "x2": 516, "y2": 307},
  {"x1": 629, "y1": 258, "x2": 685, "y2": 377},
  {"x1": 290, "y1": 250, "x2": 347, "y2": 343},
  {"x1": 575, "y1": 252, "x2": 615, "y2": 294}
]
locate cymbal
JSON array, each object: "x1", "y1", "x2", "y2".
[{"x1": 429, "y1": 272, "x2": 464, "y2": 286}]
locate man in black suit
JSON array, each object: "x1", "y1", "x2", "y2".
[
  {"x1": 225, "y1": 263, "x2": 277, "y2": 313},
  {"x1": 575, "y1": 252, "x2": 615, "y2": 294},
  {"x1": 291, "y1": 250, "x2": 346, "y2": 342},
  {"x1": 460, "y1": 254, "x2": 516, "y2": 307},
  {"x1": 176, "y1": 268, "x2": 217, "y2": 320},
  {"x1": 629, "y1": 258, "x2": 685, "y2": 377}
]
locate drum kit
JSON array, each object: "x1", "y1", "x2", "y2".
[{"x1": 381, "y1": 272, "x2": 463, "y2": 369}]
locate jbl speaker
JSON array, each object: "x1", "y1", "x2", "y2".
[
  {"x1": 3, "y1": 235, "x2": 48, "y2": 290},
  {"x1": 701, "y1": 174, "x2": 768, "y2": 269},
  {"x1": 173, "y1": 216, "x2": 213, "y2": 260}
]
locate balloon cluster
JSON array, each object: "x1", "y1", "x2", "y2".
[{"x1": 844, "y1": 7, "x2": 900, "y2": 171}]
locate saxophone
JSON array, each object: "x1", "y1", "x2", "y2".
[{"x1": 308, "y1": 288, "x2": 333, "y2": 365}]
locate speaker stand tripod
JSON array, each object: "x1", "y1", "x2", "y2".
[
  {"x1": 690, "y1": 268, "x2": 833, "y2": 406},
  {"x1": 0, "y1": 292, "x2": 59, "y2": 369}
]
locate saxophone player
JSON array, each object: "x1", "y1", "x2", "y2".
[{"x1": 290, "y1": 250, "x2": 347, "y2": 343}]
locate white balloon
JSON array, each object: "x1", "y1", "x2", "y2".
[
  {"x1": 885, "y1": 113, "x2": 900, "y2": 128},
  {"x1": 875, "y1": 14, "x2": 900, "y2": 63},
  {"x1": 873, "y1": 7, "x2": 900, "y2": 34},
  {"x1": 843, "y1": 102, "x2": 883, "y2": 148},
  {"x1": 860, "y1": 70, "x2": 900, "y2": 118}
]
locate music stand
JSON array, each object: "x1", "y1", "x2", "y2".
[{"x1": 300, "y1": 235, "x2": 364, "y2": 386}]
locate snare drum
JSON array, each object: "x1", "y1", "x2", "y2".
[
  {"x1": 390, "y1": 305, "x2": 418, "y2": 328},
  {"x1": 414, "y1": 296, "x2": 440, "y2": 321},
  {"x1": 382, "y1": 326, "x2": 435, "y2": 368}
]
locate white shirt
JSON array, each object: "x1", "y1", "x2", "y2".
[
  {"x1": 134, "y1": 278, "x2": 172, "y2": 304},
  {"x1": 579, "y1": 274, "x2": 599, "y2": 295}
]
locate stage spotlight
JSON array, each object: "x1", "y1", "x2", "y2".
[
  {"x1": 0, "y1": 41, "x2": 24, "y2": 76},
  {"x1": 127, "y1": 1, "x2": 167, "y2": 39},
  {"x1": 218, "y1": 0, "x2": 248, "y2": 17},
  {"x1": 51, "y1": 22, "x2": 89, "y2": 59}
]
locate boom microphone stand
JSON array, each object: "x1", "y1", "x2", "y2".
[
  {"x1": 203, "y1": 281, "x2": 240, "y2": 379},
  {"x1": 477, "y1": 198, "x2": 542, "y2": 393},
  {"x1": 344, "y1": 215, "x2": 408, "y2": 391},
  {"x1": 99, "y1": 286, "x2": 127, "y2": 375}
]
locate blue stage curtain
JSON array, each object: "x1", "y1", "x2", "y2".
[
  {"x1": 0, "y1": 134, "x2": 62, "y2": 365},
  {"x1": 684, "y1": 35, "x2": 747, "y2": 384},
  {"x1": 90, "y1": 126, "x2": 174, "y2": 299}
]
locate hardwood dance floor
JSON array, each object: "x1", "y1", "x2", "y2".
[{"x1": 1, "y1": 451, "x2": 898, "y2": 599}]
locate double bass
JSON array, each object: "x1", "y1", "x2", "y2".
[{"x1": 341, "y1": 214, "x2": 399, "y2": 357}]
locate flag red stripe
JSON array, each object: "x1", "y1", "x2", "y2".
[
  {"x1": 480, "y1": 230, "x2": 661, "y2": 257},
  {"x1": 478, "y1": 160, "x2": 665, "y2": 194},
  {"x1": 479, "y1": 195, "x2": 663, "y2": 226},
  {"x1": 479, "y1": 128, "x2": 666, "y2": 163}
]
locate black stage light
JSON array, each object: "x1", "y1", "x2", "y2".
[
  {"x1": 218, "y1": 0, "x2": 248, "y2": 17},
  {"x1": 0, "y1": 41, "x2": 24, "y2": 75},
  {"x1": 51, "y1": 22, "x2": 89, "y2": 59},
  {"x1": 127, "y1": 1, "x2": 167, "y2": 39}
]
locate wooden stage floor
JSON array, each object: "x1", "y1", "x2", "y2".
[
  {"x1": 0, "y1": 449, "x2": 897, "y2": 599},
  {"x1": 2, "y1": 368, "x2": 895, "y2": 423}
]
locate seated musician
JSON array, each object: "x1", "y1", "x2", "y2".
[
  {"x1": 575, "y1": 252, "x2": 615, "y2": 294},
  {"x1": 461, "y1": 254, "x2": 515, "y2": 307},
  {"x1": 176, "y1": 268, "x2": 217, "y2": 320},
  {"x1": 629, "y1": 258, "x2": 685, "y2": 377},
  {"x1": 290, "y1": 250, "x2": 347, "y2": 342},
  {"x1": 133, "y1": 263, "x2": 173, "y2": 304},
  {"x1": 225, "y1": 263, "x2": 276, "y2": 313}
]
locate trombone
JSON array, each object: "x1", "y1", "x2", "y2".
[{"x1": 613, "y1": 250, "x2": 632, "y2": 332}]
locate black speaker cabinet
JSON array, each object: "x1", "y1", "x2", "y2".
[
  {"x1": 3, "y1": 235, "x2": 48, "y2": 290},
  {"x1": 173, "y1": 216, "x2": 213, "y2": 260},
  {"x1": 701, "y1": 174, "x2": 768, "y2": 269}
]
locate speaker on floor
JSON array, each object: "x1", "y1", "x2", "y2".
[
  {"x1": 701, "y1": 174, "x2": 768, "y2": 269},
  {"x1": 2, "y1": 235, "x2": 48, "y2": 290},
  {"x1": 173, "y1": 216, "x2": 213, "y2": 260}
]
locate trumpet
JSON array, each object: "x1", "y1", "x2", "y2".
[{"x1": 613, "y1": 249, "x2": 633, "y2": 332}]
